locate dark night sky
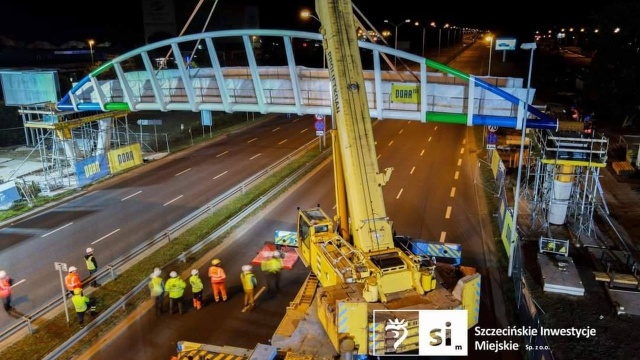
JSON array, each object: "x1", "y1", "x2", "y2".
[{"x1": 0, "y1": 0, "x2": 600, "y2": 45}]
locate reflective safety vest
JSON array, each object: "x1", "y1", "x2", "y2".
[
  {"x1": 261, "y1": 258, "x2": 283, "y2": 274},
  {"x1": 165, "y1": 277, "x2": 186, "y2": 299},
  {"x1": 65, "y1": 273, "x2": 81, "y2": 291},
  {"x1": 189, "y1": 274, "x2": 203, "y2": 293},
  {"x1": 149, "y1": 276, "x2": 164, "y2": 297},
  {"x1": 240, "y1": 271, "x2": 257, "y2": 291},
  {"x1": 0, "y1": 277, "x2": 11, "y2": 299},
  {"x1": 208, "y1": 266, "x2": 226, "y2": 283},
  {"x1": 72, "y1": 294, "x2": 89, "y2": 312},
  {"x1": 84, "y1": 254, "x2": 97, "y2": 271}
]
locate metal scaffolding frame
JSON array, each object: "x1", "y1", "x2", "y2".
[
  {"x1": 17, "y1": 103, "x2": 131, "y2": 192},
  {"x1": 525, "y1": 127, "x2": 609, "y2": 237}
]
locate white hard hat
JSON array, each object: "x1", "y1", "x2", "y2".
[
  {"x1": 242, "y1": 265, "x2": 252, "y2": 272},
  {"x1": 69, "y1": 266, "x2": 77, "y2": 272},
  {"x1": 0, "y1": 270, "x2": 6, "y2": 279},
  {"x1": 272, "y1": 251, "x2": 281, "y2": 258},
  {"x1": 86, "y1": 247, "x2": 94, "y2": 254},
  {"x1": 191, "y1": 269, "x2": 199, "y2": 276},
  {"x1": 170, "y1": 271, "x2": 178, "y2": 278},
  {"x1": 263, "y1": 251, "x2": 273, "y2": 258},
  {"x1": 152, "y1": 268, "x2": 162, "y2": 277}
]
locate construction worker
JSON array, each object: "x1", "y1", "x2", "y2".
[
  {"x1": 65, "y1": 266, "x2": 82, "y2": 297},
  {"x1": 189, "y1": 269, "x2": 203, "y2": 310},
  {"x1": 148, "y1": 267, "x2": 165, "y2": 316},
  {"x1": 71, "y1": 288, "x2": 96, "y2": 327},
  {"x1": 208, "y1": 259, "x2": 227, "y2": 302},
  {"x1": 165, "y1": 271, "x2": 186, "y2": 315},
  {"x1": 240, "y1": 265, "x2": 257, "y2": 310},
  {"x1": 261, "y1": 251, "x2": 283, "y2": 296},
  {"x1": 0, "y1": 270, "x2": 15, "y2": 314},
  {"x1": 84, "y1": 247, "x2": 99, "y2": 287}
]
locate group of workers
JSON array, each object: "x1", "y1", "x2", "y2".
[
  {"x1": 1, "y1": 245, "x2": 286, "y2": 326},
  {"x1": 148, "y1": 249, "x2": 285, "y2": 315},
  {"x1": 62, "y1": 247, "x2": 99, "y2": 327}
]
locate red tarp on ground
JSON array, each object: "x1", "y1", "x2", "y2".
[{"x1": 251, "y1": 243, "x2": 298, "y2": 270}]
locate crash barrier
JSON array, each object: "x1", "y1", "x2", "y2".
[{"x1": 0, "y1": 136, "x2": 326, "y2": 349}]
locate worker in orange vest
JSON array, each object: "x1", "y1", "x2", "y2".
[
  {"x1": 208, "y1": 259, "x2": 227, "y2": 302},
  {"x1": 65, "y1": 266, "x2": 82, "y2": 296}
]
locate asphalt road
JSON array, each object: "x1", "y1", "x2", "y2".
[{"x1": 0, "y1": 114, "x2": 319, "y2": 330}]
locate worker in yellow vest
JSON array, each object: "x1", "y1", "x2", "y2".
[
  {"x1": 71, "y1": 288, "x2": 96, "y2": 327},
  {"x1": 84, "y1": 247, "x2": 99, "y2": 287},
  {"x1": 240, "y1": 265, "x2": 257, "y2": 310},
  {"x1": 189, "y1": 269, "x2": 204, "y2": 310},
  {"x1": 165, "y1": 271, "x2": 187, "y2": 315},
  {"x1": 148, "y1": 267, "x2": 165, "y2": 316},
  {"x1": 261, "y1": 251, "x2": 283, "y2": 296}
]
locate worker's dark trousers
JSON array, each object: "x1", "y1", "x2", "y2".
[
  {"x1": 265, "y1": 272, "x2": 281, "y2": 295},
  {"x1": 169, "y1": 296, "x2": 184, "y2": 314},
  {"x1": 153, "y1": 295, "x2": 163, "y2": 315}
]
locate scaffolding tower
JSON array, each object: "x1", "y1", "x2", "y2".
[
  {"x1": 526, "y1": 125, "x2": 609, "y2": 238},
  {"x1": 17, "y1": 102, "x2": 131, "y2": 192}
]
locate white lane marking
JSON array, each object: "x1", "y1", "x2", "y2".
[
  {"x1": 278, "y1": 139, "x2": 287, "y2": 145},
  {"x1": 250, "y1": 153, "x2": 262, "y2": 160},
  {"x1": 463, "y1": 138, "x2": 467, "y2": 144},
  {"x1": 247, "y1": 138, "x2": 257, "y2": 143},
  {"x1": 175, "y1": 168, "x2": 191, "y2": 176},
  {"x1": 434, "y1": 126, "x2": 438, "y2": 130},
  {"x1": 410, "y1": 166, "x2": 415, "y2": 175},
  {"x1": 42, "y1": 222, "x2": 73, "y2": 237},
  {"x1": 450, "y1": 187, "x2": 456, "y2": 197},
  {"x1": 377, "y1": 155, "x2": 381, "y2": 160},
  {"x1": 92, "y1": 228, "x2": 121, "y2": 245},
  {"x1": 272, "y1": 127, "x2": 281, "y2": 132},
  {"x1": 428, "y1": 136, "x2": 432, "y2": 142},
  {"x1": 454, "y1": 171, "x2": 460, "y2": 180},
  {"x1": 163, "y1": 195, "x2": 183, "y2": 206},
  {"x1": 420, "y1": 150, "x2": 425, "y2": 156},
  {"x1": 388, "y1": 140, "x2": 394, "y2": 146},
  {"x1": 216, "y1": 150, "x2": 229, "y2": 157},
  {"x1": 445, "y1": 206, "x2": 452, "y2": 219},
  {"x1": 121, "y1": 191, "x2": 142, "y2": 201},
  {"x1": 11, "y1": 279, "x2": 25, "y2": 288},
  {"x1": 457, "y1": 159, "x2": 462, "y2": 166},
  {"x1": 242, "y1": 286, "x2": 266, "y2": 312},
  {"x1": 399, "y1": 129, "x2": 404, "y2": 134},
  {"x1": 460, "y1": 147, "x2": 465, "y2": 154},
  {"x1": 439, "y1": 231, "x2": 447, "y2": 243},
  {"x1": 213, "y1": 171, "x2": 228, "y2": 180},
  {"x1": 396, "y1": 188, "x2": 403, "y2": 199},
  {"x1": 300, "y1": 128, "x2": 308, "y2": 133}
]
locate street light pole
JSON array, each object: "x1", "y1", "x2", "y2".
[
  {"x1": 88, "y1": 39, "x2": 95, "y2": 65},
  {"x1": 384, "y1": 18, "x2": 410, "y2": 67},
  {"x1": 300, "y1": 10, "x2": 325, "y2": 69},
  {"x1": 415, "y1": 22, "x2": 426, "y2": 57},
  {"x1": 486, "y1": 35, "x2": 493, "y2": 76},
  {"x1": 508, "y1": 42, "x2": 537, "y2": 278}
]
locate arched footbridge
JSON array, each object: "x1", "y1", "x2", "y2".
[{"x1": 56, "y1": 29, "x2": 560, "y2": 131}]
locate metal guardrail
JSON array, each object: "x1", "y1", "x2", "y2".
[{"x1": 0, "y1": 136, "x2": 328, "y2": 349}]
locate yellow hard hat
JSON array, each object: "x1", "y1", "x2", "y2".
[
  {"x1": 74, "y1": 288, "x2": 83, "y2": 295},
  {"x1": 211, "y1": 259, "x2": 221, "y2": 266}
]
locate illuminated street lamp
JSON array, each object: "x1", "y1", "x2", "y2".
[
  {"x1": 486, "y1": 35, "x2": 493, "y2": 76},
  {"x1": 438, "y1": 23, "x2": 449, "y2": 58},
  {"x1": 300, "y1": 9, "x2": 325, "y2": 69},
  {"x1": 88, "y1": 39, "x2": 95, "y2": 65},
  {"x1": 414, "y1": 21, "x2": 436, "y2": 57},
  {"x1": 508, "y1": 42, "x2": 537, "y2": 278},
  {"x1": 384, "y1": 18, "x2": 410, "y2": 67}
]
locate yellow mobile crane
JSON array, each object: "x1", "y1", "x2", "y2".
[{"x1": 294, "y1": 0, "x2": 481, "y2": 356}]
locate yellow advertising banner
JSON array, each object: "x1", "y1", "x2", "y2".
[
  {"x1": 491, "y1": 149, "x2": 501, "y2": 179},
  {"x1": 390, "y1": 84, "x2": 420, "y2": 103},
  {"x1": 108, "y1": 143, "x2": 143, "y2": 173}
]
